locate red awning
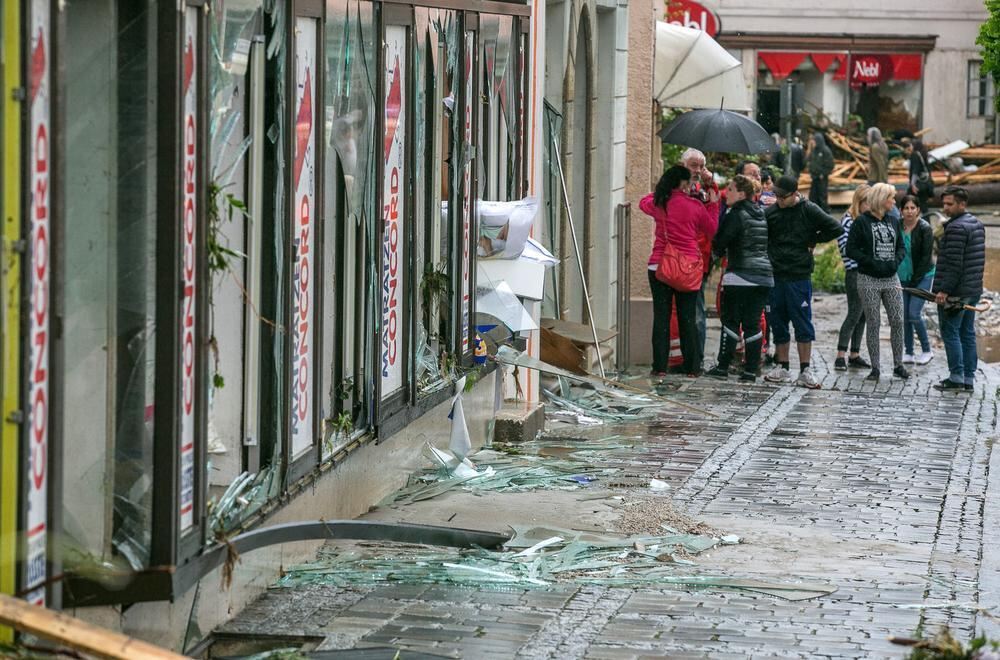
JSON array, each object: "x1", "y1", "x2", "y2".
[
  {"x1": 891, "y1": 54, "x2": 922, "y2": 80},
  {"x1": 833, "y1": 55, "x2": 848, "y2": 80},
  {"x1": 758, "y1": 52, "x2": 807, "y2": 81},
  {"x1": 811, "y1": 53, "x2": 840, "y2": 73}
]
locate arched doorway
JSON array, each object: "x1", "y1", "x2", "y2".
[{"x1": 559, "y1": 7, "x2": 594, "y2": 325}]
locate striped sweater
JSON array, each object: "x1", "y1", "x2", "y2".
[{"x1": 837, "y1": 212, "x2": 858, "y2": 271}]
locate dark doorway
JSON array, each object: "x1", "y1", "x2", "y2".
[{"x1": 756, "y1": 88, "x2": 780, "y2": 135}]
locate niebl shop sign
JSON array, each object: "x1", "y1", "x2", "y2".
[
  {"x1": 665, "y1": 0, "x2": 721, "y2": 38},
  {"x1": 850, "y1": 55, "x2": 891, "y2": 85}
]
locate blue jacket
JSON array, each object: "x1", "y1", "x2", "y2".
[{"x1": 932, "y1": 212, "x2": 985, "y2": 299}]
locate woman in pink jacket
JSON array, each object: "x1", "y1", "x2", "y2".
[{"x1": 641, "y1": 164, "x2": 720, "y2": 376}]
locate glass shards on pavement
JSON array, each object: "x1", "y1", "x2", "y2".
[
  {"x1": 278, "y1": 525, "x2": 834, "y2": 601},
  {"x1": 381, "y1": 444, "x2": 620, "y2": 505}
]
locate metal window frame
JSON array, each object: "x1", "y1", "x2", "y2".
[
  {"x1": 967, "y1": 60, "x2": 996, "y2": 119},
  {"x1": 61, "y1": 0, "x2": 527, "y2": 607},
  {"x1": 1, "y1": 0, "x2": 24, "y2": 626},
  {"x1": 454, "y1": 15, "x2": 478, "y2": 365},
  {"x1": 375, "y1": 3, "x2": 415, "y2": 439},
  {"x1": 285, "y1": 0, "x2": 326, "y2": 485},
  {"x1": 17, "y1": 0, "x2": 63, "y2": 609}
]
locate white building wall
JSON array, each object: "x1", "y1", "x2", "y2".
[
  {"x1": 714, "y1": 0, "x2": 989, "y2": 143},
  {"x1": 544, "y1": 0, "x2": 631, "y2": 334}
]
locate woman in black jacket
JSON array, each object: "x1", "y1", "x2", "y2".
[
  {"x1": 846, "y1": 183, "x2": 908, "y2": 381},
  {"x1": 897, "y1": 195, "x2": 935, "y2": 365},
  {"x1": 706, "y1": 175, "x2": 774, "y2": 382}
]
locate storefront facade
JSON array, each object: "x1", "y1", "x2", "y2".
[
  {"x1": 1, "y1": 0, "x2": 540, "y2": 649},
  {"x1": 713, "y1": 0, "x2": 991, "y2": 144}
]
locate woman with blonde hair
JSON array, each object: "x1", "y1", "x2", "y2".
[
  {"x1": 833, "y1": 184, "x2": 873, "y2": 371},
  {"x1": 846, "y1": 183, "x2": 908, "y2": 380}
]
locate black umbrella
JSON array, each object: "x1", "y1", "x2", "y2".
[
  {"x1": 659, "y1": 108, "x2": 773, "y2": 155},
  {"x1": 900, "y1": 287, "x2": 991, "y2": 313}
]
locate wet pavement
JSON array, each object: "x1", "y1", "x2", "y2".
[{"x1": 217, "y1": 295, "x2": 1000, "y2": 659}]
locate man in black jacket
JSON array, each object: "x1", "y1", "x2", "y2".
[
  {"x1": 763, "y1": 176, "x2": 843, "y2": 389},
  {"x1": 932, "y1": 186, "x2": 986, "y2": 391}
]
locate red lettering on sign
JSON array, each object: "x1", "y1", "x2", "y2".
[
  {"x1": 181, "y1": 110, "x2": 197, "y2": 417},
  {"x1": 31, "y1": 386, "x2": 46, "y2": 489},
  {"x1": 295, "y1": 192, "x2": 311, "y2": 423},
  {"x1": 665, "y1": 0, "x2": 721, "y2": 37}
]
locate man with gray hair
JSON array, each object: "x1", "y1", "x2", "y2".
[{"x1": 680, "y1": 148, "x2": 718, "y2": 367}]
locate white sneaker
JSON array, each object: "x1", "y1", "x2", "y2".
[
  {"x1": 764, "y1": 366, "x2": 792, "y2": 383},
  {"x1": 902, "y1": 354, "x2": 915, "y2": 364},
  {"x1": 916, "y1": 351, "x2": 934, "y2": 365},
  {"x1": 795, "y1": 367, "x2": 822, "y2": 390}
]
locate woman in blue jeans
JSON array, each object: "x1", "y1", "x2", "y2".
[{"x1": 897, "y1": 195, "x2": 935, "y2": 365}]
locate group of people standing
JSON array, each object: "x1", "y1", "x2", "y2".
[{"x1": 643, "y1": 147, "x2": 987, "y2": 392}]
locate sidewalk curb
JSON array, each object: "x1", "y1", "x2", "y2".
[{"x1": 979, "y1": 404, "x2": 1000, "y2": 638}]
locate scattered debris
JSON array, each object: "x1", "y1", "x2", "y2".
[
  {"x1": 278, "y1": 528, "x2": 831, "y2": 601},
  {"x1": 614, "y1": 497, "x2": 720, "y2": 538}
]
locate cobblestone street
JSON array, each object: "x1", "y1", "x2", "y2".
[{"x1": 219, "y1": 296, "x2": 1000, "y2": 659}]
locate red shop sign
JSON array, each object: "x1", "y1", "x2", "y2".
[
  {"x1": 850, "y1": 54, "x2": 891, "y2": 86},
  {"x1": 665, "y1": 0, "x2": 721, "y2": 37}
]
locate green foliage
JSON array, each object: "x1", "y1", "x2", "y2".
[
  {"x1": 336, "y1": 377, "x2": 355, "y2": 401},
  {"x1": 660, "y1": 108, "x2": 686, "y2": 167},
  {"x1": 811, "y1": 241, "x2": 846, "y2": 294},
  {"x1": 207, "y1": 181, "x2": 249, "y2": 389},
  {"x1": 898, "y1": 628, "x2": 1000, "y2": 659},
  {"x1": 207, "y1": 181, "x2": 249, "y2": 275},
  {"x1": 978, "y1": 0, "x2": 1000, "y2": 114},
  {"x1": 329, "y1": 411, "x2": 354, "y2": 435}
]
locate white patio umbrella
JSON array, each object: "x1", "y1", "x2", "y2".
[{"x1": 654, "y1": 21, "x2": 749, "y2": 112}]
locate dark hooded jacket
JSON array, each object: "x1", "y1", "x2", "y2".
[
  {"x1": 765, "y1": 196, "x2": 842, "y2": 281},
  {"x1": 932, "y1": 211, "x2": 986, "y2": 299},
  {"x1": 808, "y1": 133, "x2": 835, "y2": 178},
  {"x1": 713, "y1": 199, "x2": 773, "y2": 287}
]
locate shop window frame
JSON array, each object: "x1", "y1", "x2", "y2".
[
  {"x1": 59, "y1": 0, "x2": 528, "y2": 608},
  {"x1": 285, "y1": 0, "x2": 326, "y2": 485},
  {"x1": 454, "y1": 14, "x2": 478, "y2": 365},
  {"x1": 967, "y1": 60, "x2": 996, "y2": 119},
  {"x1": 375, "y1": 3, "x2": 415, "y2": 439}
]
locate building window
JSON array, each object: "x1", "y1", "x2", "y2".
[{"x1": 968, "y1": 60, "x2": 995, "y2": 118}]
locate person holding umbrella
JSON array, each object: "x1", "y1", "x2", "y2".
[
  {"x1": 680, "y1": 148, "x2": 717, "y2": 361},
  {"x1": 641, "y1": 165, "x2": 720, "y2": 376}
]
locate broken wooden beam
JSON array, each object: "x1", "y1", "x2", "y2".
[{"x1": 0, "y1": 594, "x2": 185, "y2": 659}]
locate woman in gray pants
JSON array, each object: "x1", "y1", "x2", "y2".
[
  {"x1": 834, "y1": 185, "x2": 872, "y2": 371},
  {"x1": 846, "y1": 183, "x2": 908, "y2": 380}
]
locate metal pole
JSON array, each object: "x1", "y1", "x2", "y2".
[{"x1": 551, "y1": 140, "x2": 606, "y2": 379}]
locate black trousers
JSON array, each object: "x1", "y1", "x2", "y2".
[
  {"x1": 648, "y1": 270, "x2": 702, "y2": 374},
  {"x1": 717, "y1": 285, "x2": 770, "y2": 373},
  {"x1": 809, "y1": 175, "x2": 830, "y2": 212}
]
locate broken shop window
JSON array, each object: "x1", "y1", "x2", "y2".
[{"x1": 60, "y1": 0, "x2": 159, "y2": 573}]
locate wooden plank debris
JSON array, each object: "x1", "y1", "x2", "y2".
[{"x1": 0, "y1": 593, "x2": 186, "y2": 659}]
